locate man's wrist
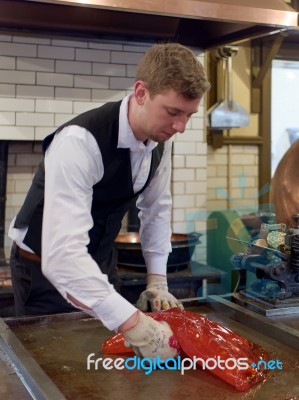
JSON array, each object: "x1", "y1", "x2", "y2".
[
  {"x1": 147, "y1": 274, "x2": 167, "y2": 286},
  {"x1": 146, "y1": 274, "x2": 168, "y2": 294},
  {"x1": 117, "y1": 310, "x2": 140, "y2": 333}
]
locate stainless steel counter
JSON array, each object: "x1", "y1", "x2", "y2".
[
  {"x1": 0, "y1": 346, "x2": 32, "y2": 399},
  {"x1": 208, "y1": 294, "x2": 299, "y2": 350},
  {"x1": 0, "y1": 303, "x2": 299, "y2": 400}
]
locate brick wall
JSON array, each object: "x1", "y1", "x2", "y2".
[
  {"x1": 1, "y1": 33, "x2": 208, "y2": 260},
  {"x1": 0, "y1": 35, "x2": 143, "y2": 140}
]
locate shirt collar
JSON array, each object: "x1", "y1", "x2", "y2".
[{"x1": 118, "y1": 94, "x2": 157, "y2": 152}]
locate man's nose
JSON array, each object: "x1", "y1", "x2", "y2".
[{"x1": 172, "y1": 118, "x2": 187, "y2": 133}]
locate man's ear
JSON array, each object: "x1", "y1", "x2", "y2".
[{"x1": 134, "y1": 80, "x2": 148, "y2": 105}]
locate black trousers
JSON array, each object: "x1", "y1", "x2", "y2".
[{"x1": 10, "y1": 243, "x2": 120, "y2": 317}]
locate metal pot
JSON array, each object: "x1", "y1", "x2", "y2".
[{"x1": 115, "y1": 232, "x2": 201, "y2": 272}]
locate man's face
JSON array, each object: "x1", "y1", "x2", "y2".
[{"x1": 131, "y1": 82, "x2": 200, "y2": 143}]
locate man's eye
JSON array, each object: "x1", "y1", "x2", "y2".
[{"x1": 167, "y1": 110, "x2": 177, "y2": 116}]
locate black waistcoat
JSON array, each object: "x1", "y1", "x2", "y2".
[{"x1": 14, "y1": 101, "x2": 165, "y2": 264}]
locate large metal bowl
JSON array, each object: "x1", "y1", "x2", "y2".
[{"x1": 115, "y1": 232, "x2": 201, "y2": 271}]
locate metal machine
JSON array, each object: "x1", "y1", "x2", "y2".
[{"x1": 230, "y1": 214, "x2": 299, "y2": 312}]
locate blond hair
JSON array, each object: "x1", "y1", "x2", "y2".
[{"x1": 136, "y1": 43, "x2": 210, "y2": 99}]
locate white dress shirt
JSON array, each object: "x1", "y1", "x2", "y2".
[{"x1": 9, "y1": 94, "x2": 173, "y2": 331}]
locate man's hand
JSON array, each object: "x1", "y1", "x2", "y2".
[
  {"x1": 122, "y1": 311, "x2": 180, "y2": 360},
  {"x1": 136, "y1": 274, "x2": 184, "y2": 312}
]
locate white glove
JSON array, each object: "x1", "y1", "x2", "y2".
[
  {"x1": 122, "y1": 311, "x2": 180, "y2": 360},
  {"x1": 136, "y1": 274, "x2": 184, "y2": 312}
]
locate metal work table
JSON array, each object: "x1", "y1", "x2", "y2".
[
  {"x1": 0, "y1": 302, "x2": 299, "y2": 400},
  {"x1": 0, "y1": 346, "x2": 32, "y2": 399},
  {"x1": 207, "y1": 294, "x2": 299, "y2": 351}
]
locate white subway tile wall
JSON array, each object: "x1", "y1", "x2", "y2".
[
  {"x1": 1, "y1": 33, "x2": 210, "y2": 261},
  {"x1": 207, "y1": 145, "x2": 259, "y2": 213}
]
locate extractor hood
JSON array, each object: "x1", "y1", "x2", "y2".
[{"x1": 0, "y1": 0, "x2": 298, "y2": 49}]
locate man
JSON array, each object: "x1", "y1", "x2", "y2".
[{"x1": 9, "y1": 43, "x2": 210, "y2": 360}]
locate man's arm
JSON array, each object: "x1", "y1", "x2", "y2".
[
  {"x1": 42, "y1": 126, "x2": 137, "y2": 330},
  {"x1": 136, "y1": 140, "x2": 183, "y2": 311}
]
